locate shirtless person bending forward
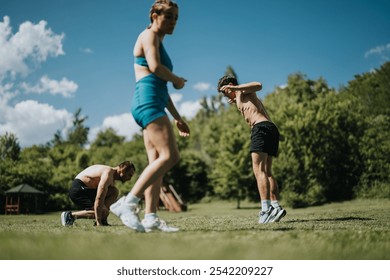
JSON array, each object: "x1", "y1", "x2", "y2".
[
  {"x1": 61, "y1": 161, "x2": 135, "y2": 226},
  {"x1": 217, "y1": 75, "x2": 286, "y2": 224}
]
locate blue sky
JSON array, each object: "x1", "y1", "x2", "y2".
[{"x1": 1, "y1": 0, "x2": 389, "y2": 147}]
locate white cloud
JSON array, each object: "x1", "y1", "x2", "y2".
[
  {"x1": 21, "y1": 75, "x2": 78, "y2": 98},
  {"x1": 170, "y1": 93, "x2": 183, "y2": 103},
  {"x1": 0, "y1": 16, "x2": 76, "y2": 147},
  {"x1": 193, "y1": 82, "x2": 212, "y2": 92},
  {"x1": 170, "y1": 93, "x2": 202, "y2": 119},
  {"x1": 0, "y1": 99, "x2": 73, "y2": 147},
  {"x1": 0, "y1": 16, "x2": 64, "y2": 77},
  {"x1": 178, "y1": 100, "x2": 202, "y2": 119},
  {"x1": 279, "y1": 84, "x2": 287, "y2": 89},
  {"x1": 0, "y1": 82, "x2": 16, "y2": 107},
  {"x1": 80, "y1": 48, "x2": 93, "y2": 54},
  {"x1": 365, "y1": 43, "x2": 390, "y2": 58},
  {"x1": 89, "y1": 113, "x2": 141, "y2": 143}
]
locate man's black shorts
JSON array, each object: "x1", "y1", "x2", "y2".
[
  {"x1": 250, "y1": 121, "x2": 279, "y2": 157},
  {"x1": 68, "y1": 179, "x2": 97, "y2": 210}
]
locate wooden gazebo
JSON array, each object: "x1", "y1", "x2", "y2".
[{"x1": 5, "y1": 184, "x2": 44, "y2": 214}]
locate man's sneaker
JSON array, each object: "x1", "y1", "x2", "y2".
[
  {"x1": 61, "y1": 211, "x2": 74, "y2": 226},
  {"x1": 269, "y1": 207, "x2": 287, "y2": 223},
  {"x1": 141, "y1": 218, "x2": 179, "y2": 233},
  {"x1": 110, "y1": 196, "x2": 145, "y2": 232},
  {"x1": 258, "y1": 206, "x2": 274, "y2": 224}
]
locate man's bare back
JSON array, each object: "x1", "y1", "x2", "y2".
[{"x1": 75, "y1": 165, "x2": 114, "y2": 189}]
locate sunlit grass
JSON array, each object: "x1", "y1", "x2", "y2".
[{"x1": 0, "y1": 199, "x2": 389, "y2": 260}]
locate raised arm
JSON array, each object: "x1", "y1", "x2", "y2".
[{"x1": 226, "y1": 81, "x2": 262, "y2": 94}]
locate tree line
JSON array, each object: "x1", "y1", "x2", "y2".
[{"x1": 1, "y1": 62, "x2": 389, "y2": 211}]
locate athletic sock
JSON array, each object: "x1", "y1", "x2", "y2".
[
  {"x1": 261, "y1": 200, "x2": 271, "y2": 212},
  {"x1": 124, "y1": 193, "x2": 141, "y2": 205},
  {"x1": 271, "y1": 200, "x2": 281, "y2": 209}
]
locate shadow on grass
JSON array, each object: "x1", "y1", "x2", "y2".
[
  {"x1": 271, "y1": 227, "x2": 295, "y2": 232},
  {"x1": 286, "y1": 216, "x2": 373, "y2": 223},
  {"x1": 235, "y1": 207, "x2": 260, "y2": 210}
]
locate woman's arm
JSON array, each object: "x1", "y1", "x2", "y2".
[
  {"x1": 142, "y1": 31, "x2": 186, "y2": 89},
  {"x1": 166, "y1": 95, "x2": 181, "y2": 121},
  {"x1": 167, "y1": 96, "x2": 190, "y2": 137}
]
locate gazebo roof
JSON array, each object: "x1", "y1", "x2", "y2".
[{"x1": 5, "y1": 184, "x2": 44, "y2": 194}]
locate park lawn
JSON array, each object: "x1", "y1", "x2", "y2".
[{"x1": 0, "y1": 199, "x2": 389, "y2": 260}]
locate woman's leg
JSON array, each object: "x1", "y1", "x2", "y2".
[
  {"x1": 143, "y1": 128, "x2": 163, "y2": 214},
  {"x1": 130, "y1": 116, "x2": 180, "y2": 198},
  {"x1": 113, "y1": 116, "x2": 180, "y2": 231}
]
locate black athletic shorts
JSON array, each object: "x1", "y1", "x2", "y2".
[
  {"x1": 250, "y1": 121, "x2": 279, "y2": 157},
  {"x1": 68, "y1": 179, "x2": 97, "y2": 210}
]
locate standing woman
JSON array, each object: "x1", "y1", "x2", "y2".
[{"x1": 110, "y1": 0, "x2": 189, "y2": 232}]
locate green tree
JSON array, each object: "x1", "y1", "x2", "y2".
[
  {"x1": 16, "y1": 146, "x2": 53, "y2": 191},
  {"x1": 210, "y1": 108, "x2": 254, "y2": 208},
  {"x1": 225, "y1": 65, "x2": 239, "y2": 83},
  {"x1": 344, "y1": 61, "x2": 390, "y2": 117},
  {"x1": 90, "y1": 128, "x2": 125, "y2": 149},
  {"x1": 356, "y1": 114, "x2": 390, "y2": 198},
  {"x1": 165, "y1": 150, "x2": 210, "y2": 203},
  {"x1": 0, "y1": 133, "x2": 21, "y2": 190},
  {"x1": 265, "y1": 74, "x2": 363, "y2": 207},
  {"x1": 343, "y1": 61, "x2": 390, "y2": 198},
  {"x1": 67, "y1": 108, "x2": 89, "y2": 147},
  {"x1": 0, "y1": 132, "x2": 21, "y2": 161}
]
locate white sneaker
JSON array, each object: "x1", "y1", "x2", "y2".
[
  {"x1": 110, "y1": 196, "x2": 145, "y2": 232},
  {"x1": 269, "y1": 207, "x2": 287, "y2": 223},
  {"x1": 141, "y1": 217, "x2": 179, "y2": 233},
  {"x1": 258, "y1": 206, "x2": 274, "y2": 224}
]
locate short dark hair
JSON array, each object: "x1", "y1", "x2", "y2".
[
  {"x1": 118, "y1": 161, "x2": 135, "y2": 172},
  {"x1": 217, "y1": 75, "x2": 238, "y2": 92}
]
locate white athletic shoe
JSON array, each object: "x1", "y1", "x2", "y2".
[
  {"x1": 110, "y1": 196, "x2": 145, "y2": 232},
  {"x1": 258, "y1": 206, "x2": 274, "y2": 224},
  {"x1": 269, "y1": 207, "x2": 287, "y2": 223},
  {"x1": 141, "y1": 217, "x2": 179, "y2": 233}
]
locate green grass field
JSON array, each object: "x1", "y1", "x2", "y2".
[{"x1": 0, "y1": 199, "x2": 389, "y2": 260}]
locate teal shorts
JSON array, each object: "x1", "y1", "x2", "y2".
[{"x1": 131, "y1": 74, "x2": 169, "y2": 129}]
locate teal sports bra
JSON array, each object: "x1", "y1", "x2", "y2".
[
  {"x1": 134, "y1": 42, "x2": 173, "y2": 71},
  {"x1": 135, "y1": 56, "x2": 148, "y2": 67}
]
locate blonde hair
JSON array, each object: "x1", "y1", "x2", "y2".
[{"x1": 148, "y1": 0, "x2": 178, "y2": 28}]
